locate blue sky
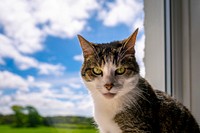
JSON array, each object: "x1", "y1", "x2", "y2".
[{"x1": 0, "y1": 0, "x2": 144, "y2": 116}]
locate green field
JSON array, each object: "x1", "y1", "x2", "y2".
[{"x1": 0, "y1": 125, "x2": 98, "y2": 133}]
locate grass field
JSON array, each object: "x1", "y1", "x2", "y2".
[{"x1": 0, "y1": 125, "x2": 98, "y2": 133}]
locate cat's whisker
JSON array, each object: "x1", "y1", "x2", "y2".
[
  {"x1": 134, "y1": 89, "x2": 151, "y2": 104},
  {"x1": 125, "y1": 95, "x2": 142, "y2": 114},
  {"x1": 118, "y1": 89, "x2": 143, "y2": 114}
]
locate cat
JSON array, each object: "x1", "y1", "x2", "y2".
[{"x1": 77, "y1": 28, "x2": 200, "y2": 133}]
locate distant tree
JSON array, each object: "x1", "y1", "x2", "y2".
[
  {"x1": 0, "y1": 114, "x2": 3, "y2": 124},
  {"x1": 25, "y1": 106, "x2": 42, "y2": 127},
  {"x1": 42, "y1": 117, "x2": 53, "y2": 126},
  {"x1": 11, "y1": 105, "x2": 44, "y2": 127},
  {"x1": 11, "y1": 105, "x2": 27, "y2": 127},
  {"x1": 0, "y1": 114, "x2": 15, "y2": 125}
]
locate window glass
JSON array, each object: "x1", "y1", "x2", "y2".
[{"x1": 0, "y1": 0, "x2": 144, "y2": 132}]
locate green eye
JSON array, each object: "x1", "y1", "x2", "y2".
[
  {"x1": 92, "y1": 67, "x2": 102, "y2": 75},
  {"x1": 116, "y1": 67, "x2": 126, "y2": 75}
]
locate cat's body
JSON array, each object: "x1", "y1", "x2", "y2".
[{"x1": 78, "y1": 29, "x2": 200, "y2": 133}]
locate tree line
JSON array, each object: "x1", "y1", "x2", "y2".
[{"x1": 0, "y1": 105, "x2": 94, "y2": 129}]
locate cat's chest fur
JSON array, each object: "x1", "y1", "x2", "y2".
[{"x1": 93, "y1": 96, "x2": 123, "y2": 133}]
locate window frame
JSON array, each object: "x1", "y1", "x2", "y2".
[
  {"x1": 144, "y1": 0, "x2": 200, "y2": 124},
  {"x1": 144, "y1": 0, "x2": 165, "y2": 92}
]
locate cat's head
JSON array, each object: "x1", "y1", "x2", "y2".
[{"x1": 78, "y1": 29, "x2": 140, "y2": 100}]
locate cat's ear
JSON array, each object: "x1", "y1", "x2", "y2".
[
  {"x1": 77, "y1": 35, "x2": 95, "y2": 58},
  {"x1": 123, "y1": 28, "x2": 139, "y2": 54}
]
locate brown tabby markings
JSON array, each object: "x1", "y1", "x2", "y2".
[
  {"x1": 114, "y1": 78, "x2": 200, "y2": 133},
  {"x1": 78, "y1": 29, "x2": 200, "y2": 133},
  {"x1": 80, "y1": 41, "x2": 139, "y2": 82}
]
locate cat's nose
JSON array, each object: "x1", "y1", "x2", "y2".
[{"x1": 104, "y1": 83, "x2": 114, "y2": 91}]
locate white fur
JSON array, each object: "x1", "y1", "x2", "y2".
[
  {"x1": 83, "y1": 62, "x2": 140, "y2": 133},
  {"x1": 94, "y1": 96, "x2": 122, "y2": 133}
]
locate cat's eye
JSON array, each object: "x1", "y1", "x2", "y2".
[
  {"x1": 92, "y1": 67, "x2": 102, "y2": 75},
  {"x1": 115, "y1": 67, "x2": 126, "y2": 75}
]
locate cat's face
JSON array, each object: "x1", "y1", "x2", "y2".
[{"x1": 78, "y1": 29, "x2": 139, "y2": 99}]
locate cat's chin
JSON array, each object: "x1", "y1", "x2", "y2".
[{"x1": 102, "y1": 92, "x2": 116, "y2": 99}]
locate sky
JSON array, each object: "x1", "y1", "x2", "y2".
[{"x1": 0, "y1": 0, "x2": 144, "y2": 117}]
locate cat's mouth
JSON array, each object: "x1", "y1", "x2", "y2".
[{"x1": 103, "y1": 92, "x2": 116, "y2": 99}]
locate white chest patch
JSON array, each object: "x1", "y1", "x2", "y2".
[{"x1": 93, "y1": 97, "x2": 123, "y2": 133}]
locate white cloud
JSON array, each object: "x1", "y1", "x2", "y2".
[
  {"x1": 0, "y1": 71, "x2": 29, "y2": 91},
  {"x1": 73, "y1": 54, "x2": 84, "y2": 62},
  {"x1": 32, "y1": 0, "x2": 99, "y2": 38},
  {"x1": 0, "y1": 0, "x2": 44, "y2": 54},
  {"x1": 0, "y1": 70, "x2": 93, "y2": 116},
  {"x1": 0, "y1": 95, "x2": 13, "y2": 114},
  {"x1": 0, "y1": 92, "x2": 77, "y2": 116},
  {"x1": 98, "y1": 0, "x2": 143, "y2": 27},
  {"x1": 0, "y1": 71, "x2": 52, "y2": 90},
  {"x1": 12, "y1": 91, "x2": 77, "y2": 116},
  {"x1": 0, "y1": 0, "x2": 99, "y2": 75},
  {"x1": 0, "y1": 34, "x2": 65, "y2": 75},
  {"x1": 37, "y1": 62, "x2": 65, "y2": 76},
  {"x1": 0, "y1": 86, "x2": 93, "y2": 116},
  {"x1": 132, "y1": 17, "x2": 144, "y2": 32},
  {"x1": 27, "y1": 76, "x2": 52, "y2": 90},
  {"x1": 135, "y1": 34, "x2": 145, "y2": 77},
  {"x1": 0, "y1": 0, "x2": 99, "y2": 53}
]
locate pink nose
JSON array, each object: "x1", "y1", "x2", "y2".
[{"x1": 104, "y1": 83, "x2": 114, "y2": 91}]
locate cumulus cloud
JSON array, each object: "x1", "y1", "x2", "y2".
[
  {"x1": 0, "y1": 71, "x2": 51, "y2": 90},
  {"x1": 0, "y1": 0, "x2": 99, "y2": 75},
  {"x1": 0, "y1": 71, "x2": 29, "y2": 91},
  {"x1": 0, "y1": 0, "x2": 99, "y2": 53},
  {"x1": 0, "y1": 92, "x2": 78, "y2": 116},
  {"x1": 73, "y1": 54, "x2": 84, "y2": 62},
  {"x1": 98, "y1": 0, "x2": 143, "y2": 28},
  {"x1": 10, "y1": 90, "x2": 78, "y2": 116},
  {"x1": 0, "y1": 70, "x2": 92, "y2": 116},
  {"x1": 32, "y1": 0, "x2": 99, "y2": 38},
  {"x1": 0, "y1": 34, "x2": 65, "y2": 75},
  {"x1": 135, "y1": 34, "x2": 145, "y2": 77},
  {"x1": 0, "y1": 0, "x2": 44, "y2": 54}
]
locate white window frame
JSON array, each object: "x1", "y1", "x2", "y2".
[
  {"x1": 144, "y1": 0, "x2": 200, "y2": 124},
  {"x1": 144, "y1": 0, "x2": 165, "y2": 92}
]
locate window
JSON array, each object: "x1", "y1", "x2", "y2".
[
  {"x1": 145, "y1": 0, "x2": 200, "y2": 124},
  {"x1": 0, "y1": 0, "x2": 199, "y2": 131},
  {"x1": 0, "y1": 0, "x2": 146, "y2": 132}
]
